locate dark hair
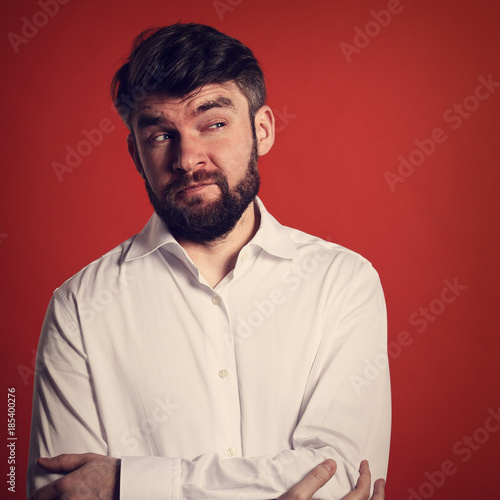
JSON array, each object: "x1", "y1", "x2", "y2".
[{"x1": 111, "y1": 23, "x2": 267, "y2": 129}]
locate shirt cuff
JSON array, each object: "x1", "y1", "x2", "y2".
[{"x1": 120, "y1": 456, "x2": 181, "y2": 500}]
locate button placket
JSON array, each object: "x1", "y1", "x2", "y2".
[{"x1": 204, "y1": 288, "x2": 242, "y2": 460}]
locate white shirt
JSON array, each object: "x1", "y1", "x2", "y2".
[{"x1": 27, "y1": 198, "x2": 391, "y2": 499}]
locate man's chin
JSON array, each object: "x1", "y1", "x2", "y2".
[{"x1": 173, "y1": 195, "x2": 223, "y2": 215}]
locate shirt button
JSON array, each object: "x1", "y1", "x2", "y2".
[
  {"x1": 240, "y1": 252, "x2": 248, "y2": 262},
  {"x1": 212, "y1": 295, "x2": 221, "y2": 305},
  {"x1": 218, "y1": 369, "x2": 228, "y2": 379},
  {"x1": 226, "y1": 448, "x2": 236, "y2": 457}
]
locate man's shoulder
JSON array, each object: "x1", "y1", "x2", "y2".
[
  {"x1": 282, "y1": 224, "x2": 376, "y2": 273},
  {"x1": 54, "y1": 213, "x2": 170, "y2": 299},
  {"x1": 258, "y1": 201, "x2": 376, "y2": 276},
  {"x1": 269, "y1": 223, "x2": 383, "y2": 302},
  {"x1": 54, "y1": 232, "x2": 139, "y2": 299}
]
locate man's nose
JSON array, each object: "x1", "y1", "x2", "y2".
[{"x1": 172, "y1": 135, "x2": 206, "y2": 173}]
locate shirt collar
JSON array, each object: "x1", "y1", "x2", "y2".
[
  {"x1": 249, "y1": 197, "x2": 298, "y2": 259},
  {"x1": 125, "y1": 197, "x2": 299, "y2": 262},
  {"x1": 125, "y1": 213, "x2": 178, "y2": 262}
]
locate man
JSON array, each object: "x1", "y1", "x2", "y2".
[{"x1": 27, "y1": 23, "x2": 391, "y2": 499}]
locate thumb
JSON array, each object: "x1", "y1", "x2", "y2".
[{"x1": 37, "y1": 453, "x2": 96, "y2": 472}]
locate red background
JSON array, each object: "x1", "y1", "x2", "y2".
[{"x1": 1, "y1": 0, "x2": 499, "y2": 498}]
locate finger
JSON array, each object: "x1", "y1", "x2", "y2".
[
  {"x1": 370, "y1": 478, "x2": 385, "y2": 500},
  {"x1": 340, "y1": 460, "x2": 372, "y2": 500},
  {"x1": 37, "y1": 452, "x2": 97, "y2": 472},
  {"x1": 354, "y1": 459, "x2": 372, "y2": 492},
  {"x1": 284, "y1": 459, "x2": 337, "y2": 499},
  {"x1": 310, "y1": 459, "x2": 336, "y2": 485}
]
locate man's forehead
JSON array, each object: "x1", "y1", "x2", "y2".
[{"x1": 134, "y1": 82, "x2": 246, "y2": 116}]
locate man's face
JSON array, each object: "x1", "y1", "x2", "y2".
[{"x1": 129, "y1": 82, "x2": 272, "y2": 244}]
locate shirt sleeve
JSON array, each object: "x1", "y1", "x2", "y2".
[
  {"x1": 120, "y1": 264, "x2": 391, "y2": 500},
  {"x1": 26, "y1": 295, "x2": 108, "y2": 498}
]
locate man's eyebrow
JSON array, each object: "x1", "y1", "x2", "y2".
[
  {"x1": 191, "y1": 96, "x2": 236, "y2": 116},
  {"x1": 136, "y1": 114, "x2": 167, "y2": 130}
]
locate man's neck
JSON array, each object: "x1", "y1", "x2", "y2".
[{"x1": 177, "y1": 201, "x2": 260, "y2": 288}]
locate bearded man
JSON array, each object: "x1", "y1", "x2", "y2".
[{"x1": 27, "y1": 23, "x2": 390, "y2": 500}]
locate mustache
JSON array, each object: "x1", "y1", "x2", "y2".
[{"x1": 162, "y1": 170, "x2": 226, "y2": 198}]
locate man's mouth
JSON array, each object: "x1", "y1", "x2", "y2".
[
  {"x1": 178, "y1": 182, "x2": 213, "y2": 194},
  {"x1": 164, "y1": 171, "x2": 224, "y2": 200}
]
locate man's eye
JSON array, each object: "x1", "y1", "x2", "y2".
[
  {"x1": 152, "y1": 134, "x2": 172, "y2": 142},
  {"x1": 208, "y1": 122, "x2": 225, "y2": 129}
]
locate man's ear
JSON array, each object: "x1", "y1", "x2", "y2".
[
  {"x1": 127, "y1": 134, "x2": 146, "y2": 179},
  {"x1": 254, "y1": 106, "x2": 275, "y2": 157}
]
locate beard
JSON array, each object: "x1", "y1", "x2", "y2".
[{"x1": 145, "y1": 137, "x2": 260, "y2": 245}]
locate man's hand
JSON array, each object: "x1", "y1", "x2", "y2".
[
  {"x1": 342, "y1": 460, "x2": 385, "y2": 500},
  {"x1": 30, "y1": 453, "x2": 120, "y2": 500},
  {"x1": 277, "y1": 459, "x2": 337, "y2": 500},
  {"x1": 30, "y1": 454, "x2": 384, "y2": 500},
  {"x1": 277, "y1": 459, "x2": 385, "y2": 500}
]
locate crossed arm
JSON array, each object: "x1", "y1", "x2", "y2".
[
  {"x1": 28, "y1": 260, "x2": 390, "y2": 499},
  {"x1": 30, "y1": 453, "x2": 385, "y2": 500}
]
